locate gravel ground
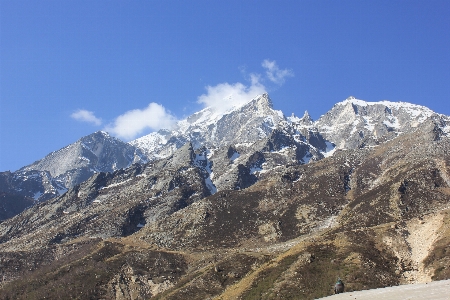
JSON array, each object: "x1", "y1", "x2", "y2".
[{"x1": 317, "y1": 279, "x2": 450, "y2": 300}]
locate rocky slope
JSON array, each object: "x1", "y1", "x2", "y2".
[{"x1": 1, "y1": 95, "x2": 450, "y2": 299}]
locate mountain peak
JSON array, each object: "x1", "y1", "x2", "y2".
[
  {"x1": 302, "y1": 110, "x2": 312, "y2": 120},
  {"x1": 243, "y1": 93, "x2": 274, "y2": 111},
  {"x1": 340, "y1": 96, "x2": 368, "y2": 107},
  {"x1": 291, "y1": 110, "x2": 314, "y2": 125}
]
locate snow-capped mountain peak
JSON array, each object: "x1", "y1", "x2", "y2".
[
  {"x1": 5, "y1": 93, "x2": 450, "y2": 209},
  {"x1": 130, "y1": 93, "x2": 285, "y2": 159},
  {"x1": 316, "y1": 96, "x2": 444, "y2": 149},
  {"x1": 340, "y1": 96, "x2": 435, "y2": 120}
]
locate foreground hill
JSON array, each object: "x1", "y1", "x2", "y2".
[{"x1": 1, "y1": 95, "x2": 450, "y2": 299}]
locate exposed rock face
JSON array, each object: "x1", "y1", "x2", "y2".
[{"x1": 1, "y1": 95, "x2": 450, "y2": 299}]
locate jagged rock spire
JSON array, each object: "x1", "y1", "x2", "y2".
[{"x1": 298, "y1": 110, "x2": 314, "y2": 125}]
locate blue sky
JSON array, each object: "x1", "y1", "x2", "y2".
[{"x1": 1, "y1": 0, "x2": 449, "y2": 171}]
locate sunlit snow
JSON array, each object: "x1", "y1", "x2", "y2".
[
  {"x1": 229, "y1": 152, "x2": 240, "y2": 162},
  {"x1": 323, "y1": 141, "x2": 336, "y2": 158}
]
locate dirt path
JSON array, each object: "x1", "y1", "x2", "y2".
[{"x1": 317, "y1": 279, "x2": 450, "y2": 300}]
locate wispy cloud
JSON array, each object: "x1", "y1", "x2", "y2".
[
  {"x1": 71, "y1": 109, "x2": 102, "y2": 126},
  {"x1": 197, "y1": 80, "x2": 266, "y2": 115},
  {"x1": 104, "y1": 103, "x2": 177, "y2": 141},
  {"x1": 262, "y1": 59, "x2": 294, "y2": 85},
  {"x1": 197, "y1": 59, "x2": 293, "y2": 113}
]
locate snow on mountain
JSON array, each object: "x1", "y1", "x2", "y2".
[
  {"x1": 3, "y1": 93, "x2": 449, "y2": 210},
  {"x1": 288, "y1": 111, "x2": 314, "y2": 126},
  {"x1": 7, "y1": 131, "x2": 147, "y2": 202},
  {"x1": 312, "y1": 96, "x2": 446, "y2": 150},
  {"x1": 130, "y1": 93, "x2": 286, "y2": 159},
  {"x1": 130, "y1": 94, "x2": 450, "y2": 194},
  {"x1": 22, "y1": 131, "x2": 145, "y2": 179}
]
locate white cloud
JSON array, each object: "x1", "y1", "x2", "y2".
[
  {"x1": 105, "y1": 103, "x2": 177, "y2": 140},
  {"x1": 71, "y1": 109, "x2": 102, "y2": 126},
  {"x1": 262, "y1": 59, "x2": 294, "y2": 85},
  {"x1": 197, "y1": 60, "x2": 293, "y2": 114},
  {"x1": 197, "y1": 77, "x2": 266, "y2": 115}
]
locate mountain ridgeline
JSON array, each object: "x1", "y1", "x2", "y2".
[{"x1": 1, "y1": 94, "x2": 450, "y2": 299}]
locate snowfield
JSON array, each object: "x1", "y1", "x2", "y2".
[{"x1": 317, "y1": 279, "x2": 450, "y2": 300}]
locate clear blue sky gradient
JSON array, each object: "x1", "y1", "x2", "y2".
[{"x1": 1, "y1": 0, "x2": 449, "y2": 171}]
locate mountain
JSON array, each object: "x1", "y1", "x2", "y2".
[
  {"x1": 130, "y1": 94, "x2": 287, "y2": 158},
  {"x1": 0, "y1": 93, "x2": 331, "y2": 221},
  {"x1": 1, "y1": 95, "x2": 450, "y2": 299},
  {"x1": 0, "y1": 131, "x2": 146, "y2": 211},
  {"x1": 313, "y1": 96, "x2": 448, "y2": 149},
  {"x1": 20, "y1": 131, "x2": 146, "y2": 185},
  {"x1": 130, "y1": 94, "x2": 333, "y2": 192}
]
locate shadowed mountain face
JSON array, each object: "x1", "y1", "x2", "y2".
[{"x1": 1, "y1": 96, "x2": 450, "y2": 299}]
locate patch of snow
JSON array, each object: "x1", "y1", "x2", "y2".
[
  {"x1": 257, "y1": 127, "x2": 267, "y2": 138},
  {"x1": 301, "y1": 151, "x2": 312, "y2": 164},
  {"x1": 130, "y1": 132, "x2": 167, "y2": 151},
  {"x1": 194, "y1": 153, "x2": 206, "y2": 162},
  {"x1": 383, "y1": 116, "x2": 400, "y2": 129},
  {"x1": 55, "y1": 184, "x2": 68, "y2": 195},
  {"x1": 206, "y1": 148, "x2": 215, "y2": 159},
  {"x1": 206, "y1": 162, "x2": 213, "y2": 175},
  {"x1": 205, "y1": 177, "x2": 217, "y2": 194},
  {"x1": 229, "y1": 151, "x2": 240, "y2": 162},
  {"x1": 234, "y1": 142, "x2": 254, "y2": 148},
  {"x1": 78, "y1": 156, "x2": 90, "y2": 163},
  {"x1": 275, "y1": 109, "x2": 285, "y2": 119},
  {"x1": 250, "y1": 166, "x2": 263, "y2": 174},
  {"x1": 288, "y1": 113, "x2": 301, "y2": 123},
  {"x1": 100, "y1": 178, "x2": 132, "y2": 190},
  {"x1": 350, "y1": 119, "x2": 360, "y2": 135},
  {"x1": 293, "y1": 135, "x2": 306, "y2": 143},
  {"x1": 33, "y1": 191, "x2": 42, "y2": 200},
  {"x1": 263, "y1": 116, "x2": 276, "y2": 128},
  {"x1": 362, "y1": 116, "x2": 375, "y2": 132},
  {"x1": 319, "y1": 125, "x2": 335, "y2": 133},
  {"x1": 271, "y1": 146, "x2": 291, "y2": 154},
  {"x1": 137, "y1": 223, "x2": 145, "y2": 228},
  {"x1": 341, "y1": 97, "x2": 368, "y2": 107},
  {"x1": 323, "y1": 141, "x2": 336, "y2": 158},
  {"x1": 93, "y1": 199, "x2": 102, "y2": 203}
]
